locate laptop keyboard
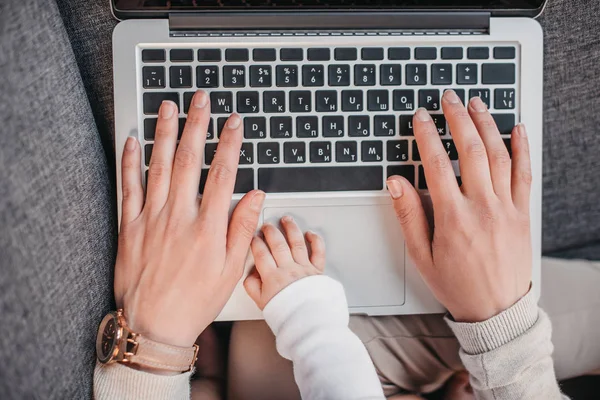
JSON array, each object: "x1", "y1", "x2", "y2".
[{"x1": 139, "y1": 44, "x2": 518, "y2": 194}]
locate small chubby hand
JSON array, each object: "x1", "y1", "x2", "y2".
[
  {"x1": 387, "y1": 90, "x2": 533, "y2": 323},
  {"x1": 244, "y1": 216, "x2": 326, "y2": 310}
]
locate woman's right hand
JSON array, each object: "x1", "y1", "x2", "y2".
[{"x1": 386, "y1": 90, "x2": 533, "y2": 323}]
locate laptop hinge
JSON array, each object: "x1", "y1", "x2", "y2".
[{"x1": 168, "y1": 12, "x2": 490, "y2": 36}]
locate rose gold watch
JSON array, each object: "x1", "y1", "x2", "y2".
[{"x1": 96, "y1": 310, "x2": 199, "y2": 373}]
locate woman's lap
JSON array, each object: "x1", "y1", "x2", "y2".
[{"x1": 228, "y1": 257, "x2": 600, "y2": 398}]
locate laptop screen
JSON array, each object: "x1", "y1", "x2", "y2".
[{"x1": 114, "y1": 0, "x2": 545, "y2": 11}]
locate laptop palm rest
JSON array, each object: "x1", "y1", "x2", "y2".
[{"x1": 263, "y1": 204, "x2": 406, "y2": 308}]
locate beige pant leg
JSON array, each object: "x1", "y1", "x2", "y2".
[{"x1": 227, "y1": 257, "x2": 600, "y2": 398}]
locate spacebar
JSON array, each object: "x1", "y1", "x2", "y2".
[{"x1": 258, "y1": 166, "x2": 383, "y2": 193}]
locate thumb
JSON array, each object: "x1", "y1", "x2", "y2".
[
  {"x1": 386, "y1": 176, "x2": 433, "y2": 267},
  {"x1": 243, "y1": 269, "x2": 264, "y2": 308}
]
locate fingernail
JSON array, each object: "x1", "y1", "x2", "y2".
[
  {"x1": 386, "y1": 179, "x2": 404, "y2": 200},
  {"x1": 517, "y1": 123, "x2": 528, "y2": 137},
  {"x1": 444, "y1": 90, "x2": 460, "y2": 104},
  {"x1": 160, "y1": 101, "x2": 176, "y2": 118},
  {"x1": 250, "y1": 191, "x2": 265, "y2": 211},
  {"x1": 282, "y1": 215, "x2": 294, "y2": 223},
  {"x1": 125, "y1": 136, "x2": 137, "y2": 151},
  {"x1": 415, "y1": 108, "x2": 432, "y2": 122},
  {"x1": 193, "y1": 91, "x2": 208, "y2": 108},
  {"x1": 470, "y1": 96, "x2": 487, "y2": 113},
  {"x1": 227, "y1": 113, "x2": 242, "y2": 129}
]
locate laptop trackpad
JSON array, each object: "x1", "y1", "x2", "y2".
[{"x1": 263, "y1": 204, "x2": 405, "y2": 308}]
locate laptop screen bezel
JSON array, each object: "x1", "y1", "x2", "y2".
[{"x1": 111, "y1": 1, "x2": 547, "y2": 20}]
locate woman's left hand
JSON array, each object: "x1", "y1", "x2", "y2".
[{"x1": 114, "y1": 90, "x2": 265, "y2": 348}]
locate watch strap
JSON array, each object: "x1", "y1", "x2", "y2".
[{"x1": 125, "y1": 335, "x2": 199, "y2": 373}]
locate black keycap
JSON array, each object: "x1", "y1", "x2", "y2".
[
  {"x1": 258, "y1": 142, "x2": 280, "y2": 164},
  {"x1": 142, "y1": 66, "x2": 165, "y2": 88},
  {"x1": 362, "y1": 47, "x2": 384, "y2": 60},
  {"x1": 419, "y1": 90, "x2": 440, "y2": 111},
  {"x1": 143, "y1": 92, "x2": 179, "y2": 115},
  {"x1": 223, "y1": 65, "x2": 246, "y2": 87},
  {"x1": 177, "y1": 117, "x2": 186, "y2": 139},
  {"x1": 297, "y1": 116, "x2": 319, "y2": 138},
  {"x1": 323, "y1": 116, "x2": 344, "y2": 137},
  {"x1": 381, "y1": 65, "x2": 402, "y2": 86},
  {"x1": 355, "y1": 64, "x2": 376, "y2": 86},
  {"x1": 142, "y1": 49, "x2": 165, "y2": 62},
  {"x1": 457, "y1": 64, "x2": 478, "y2": 85},
  {"x1": 204, "y1": 143, "x2": 218, "y2": 164},
  {"x1": 226, "y1": 48, "x2": 249, "y2": 62},
  {"x1": 418, "y1": 165, "x2": 427, "y2": 189},
  {"x1": 406, "y1": 64, "x2": 427, "y2": 85},
  {"x1": 237, "y1": 91, "x2": 260, "y2": 113},
  {"x1": 444, "y1": 88, "x2": 465, "y2": 105},
  {"x1": 290, "y1": 91, "x2": 312, "y2": 112},
  {"x1": 310, "y1": 142, "x2": 332, "y2": 163},
  {"x1": 503, "y1": 138, "x2": 512, "y2": 157},
  {"x1": 469, "y1": 89, "x2": 491, "y2": 108},
  {"x1": 210, "y1": 91, "x2": 233, "y2": 114},
  {"x1": 336, "y1": 141, "x2": 358, "y2": 163},
  {"x1": 399, "y1": 115, "x2": 414, "y2": 136},
  {"x1": 441, "y1": 47, "x2": 463, "y2": 60},
  {"x1": 482, "y1": 64, "x2": 516, "y2": 84},
  {"x1": 207, "y1": 119, "x2": 215, "y2": 140},
  {"x1": 239, "y1": 143, "x2": 253, "y2": 165},
  {"x1": 361, "y1": 141, "x2": 383, "y2": 162},
  {"x1": 270, "y1": 117, "x2": 293, "y2": 138},
  {"x1": 183, "y1": 92, "x2": 194, "y2": 114},
  {"x1": 198, "y1": 49, "x2": 221, "y2": 62},
  {"x1": 367, "y1": 90, "x2": 389, "y2": 112},
  {"x1": 387, "y1": 141, "x2": 409, "y2": 162},
  {"x1": 495, "y1": 89, "x2": 516, "y2": 110},
  {"x1": 412, "y1": 141, "x2": 421, "y2": 161},
  {"x1": 170, "y1": 66, "x2": 192, "y2": 88},
  {"x1": 264, "y1": 91, "x2": 286, "y2": 113},
  {"x1": 387, "y1": 165, "x2": 415, "y2": 186},
  {"x1": 145, "y1": 144, "x2": 153, "y2": 166},
  {"x1": 334, "y1": 48, "x2": 357, "y2": 61},
  {"x1": 431, "y1": 64, "x2": 453, "y2": 85},
  {"x1": 492, "y1": 114, "x2": 516, "y2": 135},
  {"x1": 328, "y1": 65, "x2": 351, "y2": 86},
  {"x1": 442, "y1": 140, "x2": 458, "y2": 160},
  {"x1": 467, "y1": 47, "x2": 490, "y2": 60},
  {"x1": 217, "y1": 117, "x2": 228, "y2": 137},
  {"x1": 494, "y1": 47, "x2": 516, "y2": 60},
  {"x1": 197, "y1": 66, "x2": 219, "y2": 88},
  {"x1": 283, "y1": 142, "x2": 306, "y2": 164},
  {"x1": 393, "y1": 90, "x2": 415, "y2": 111},
  {"x1": 374, "y1": 115, "x2": 395, "y2": 136},
  {"x1": 170, "y1": 49, "x2": 193, "y2": 62},
  {"x1": 348, "y1": 115, "x2": 370, "y2": 137},
  {"x1": 302, "y1": 65, "x2": 325, "y2": 87},
  {"x1": 389, "y1": 47, "x2": 411, "y2": 60},
  {"x1": 253, "y1": 48, "x2": 276, "y2": 61},
  {"x1": 258, "y1": 166, "x2": 383, "y2": 192},
  {"x1": 415, "y1": 47, "x2": 437, "y2": 60},
  {"x1": 276, "y1": 65, "x2": 298, "y2": 87},
  {"x1": 316, "y1": 90, "x2": 338, "y2": 112},
  {"x1": 432, "y1": 115, "x2": 447, "y2": 135},
  {"x1": 244, "y1": 117, "x2": 267, "y2": 139},
  {"x1": 250, "y1": 65, "x2": 272, "y2": 87},
  {"x1": 144, "y1": 118, "x2": 158, "y2": 140},
  {"x1": 342, "y1": 90, "x2": 363, "y2": 111},
  {"x1": 199, "y1": 168, "x2": 254, "y2": 194},
  {"x1": 280, "y1": 48, "x2": 303, "y2": 61},
  {"x1": 307, "y1": 48, "x2": 330, "y2": 61}
]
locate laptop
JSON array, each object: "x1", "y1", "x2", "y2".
[{"x1": 111, "y1": 0, "x2": 545, "y2": 320}]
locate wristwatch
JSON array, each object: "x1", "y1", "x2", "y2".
[{"x1": 96, "y1": 310, "x2": 199, "y2": 373}]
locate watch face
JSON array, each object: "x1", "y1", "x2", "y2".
[{"x1": 96, "y1": 313, "x2": 119, "y2": 363}]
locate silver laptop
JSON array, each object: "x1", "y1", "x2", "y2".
[{"x1": 111, "y1": 0, "x2": 545, "y2": 320}]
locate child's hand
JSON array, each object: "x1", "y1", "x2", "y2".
[{"x1": 244, "y1": 216, "x2": 326, "y2": 310}]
